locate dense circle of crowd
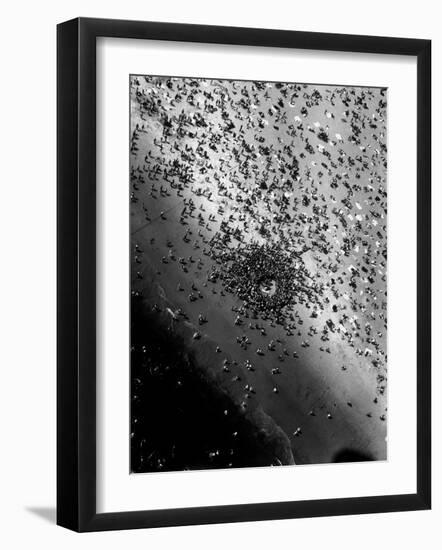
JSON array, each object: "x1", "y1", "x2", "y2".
[{"x1": 213, "y1": 243, "x2": 320, "y2": 323}]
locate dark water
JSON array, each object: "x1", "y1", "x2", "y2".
[{"x1": 130, "y1": 295, "x2": 286, "y2": 473}]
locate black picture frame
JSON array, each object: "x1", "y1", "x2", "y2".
[{"x1": 57, "y1": 17, "x2": 431, "y2": 532}]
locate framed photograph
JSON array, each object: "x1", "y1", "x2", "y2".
[{"x1": 57, "y1": 17, "x2": 431, "y2": 532}]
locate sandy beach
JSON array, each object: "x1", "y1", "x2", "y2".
[{"x1": 130, "y1": 76, "x2": 388, "y2": 471}]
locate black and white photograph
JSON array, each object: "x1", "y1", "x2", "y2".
[
  {"x1": 129, "y1": 75, "x2": 388, "y2": 473},
  {"x1": 0, "y1": 2, "x2": 435, "y2": 543}
]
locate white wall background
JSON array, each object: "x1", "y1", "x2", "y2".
[{"x1": 0, "y1": 1, "x2": 439, "y2": 548}]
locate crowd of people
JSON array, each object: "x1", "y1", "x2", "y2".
[
  {"x1": 212, "y1": 241, "x2": 321, "y2": 324},
  {"x1": 129, "y1": 74, "x2": 388, "y2": 468}
]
